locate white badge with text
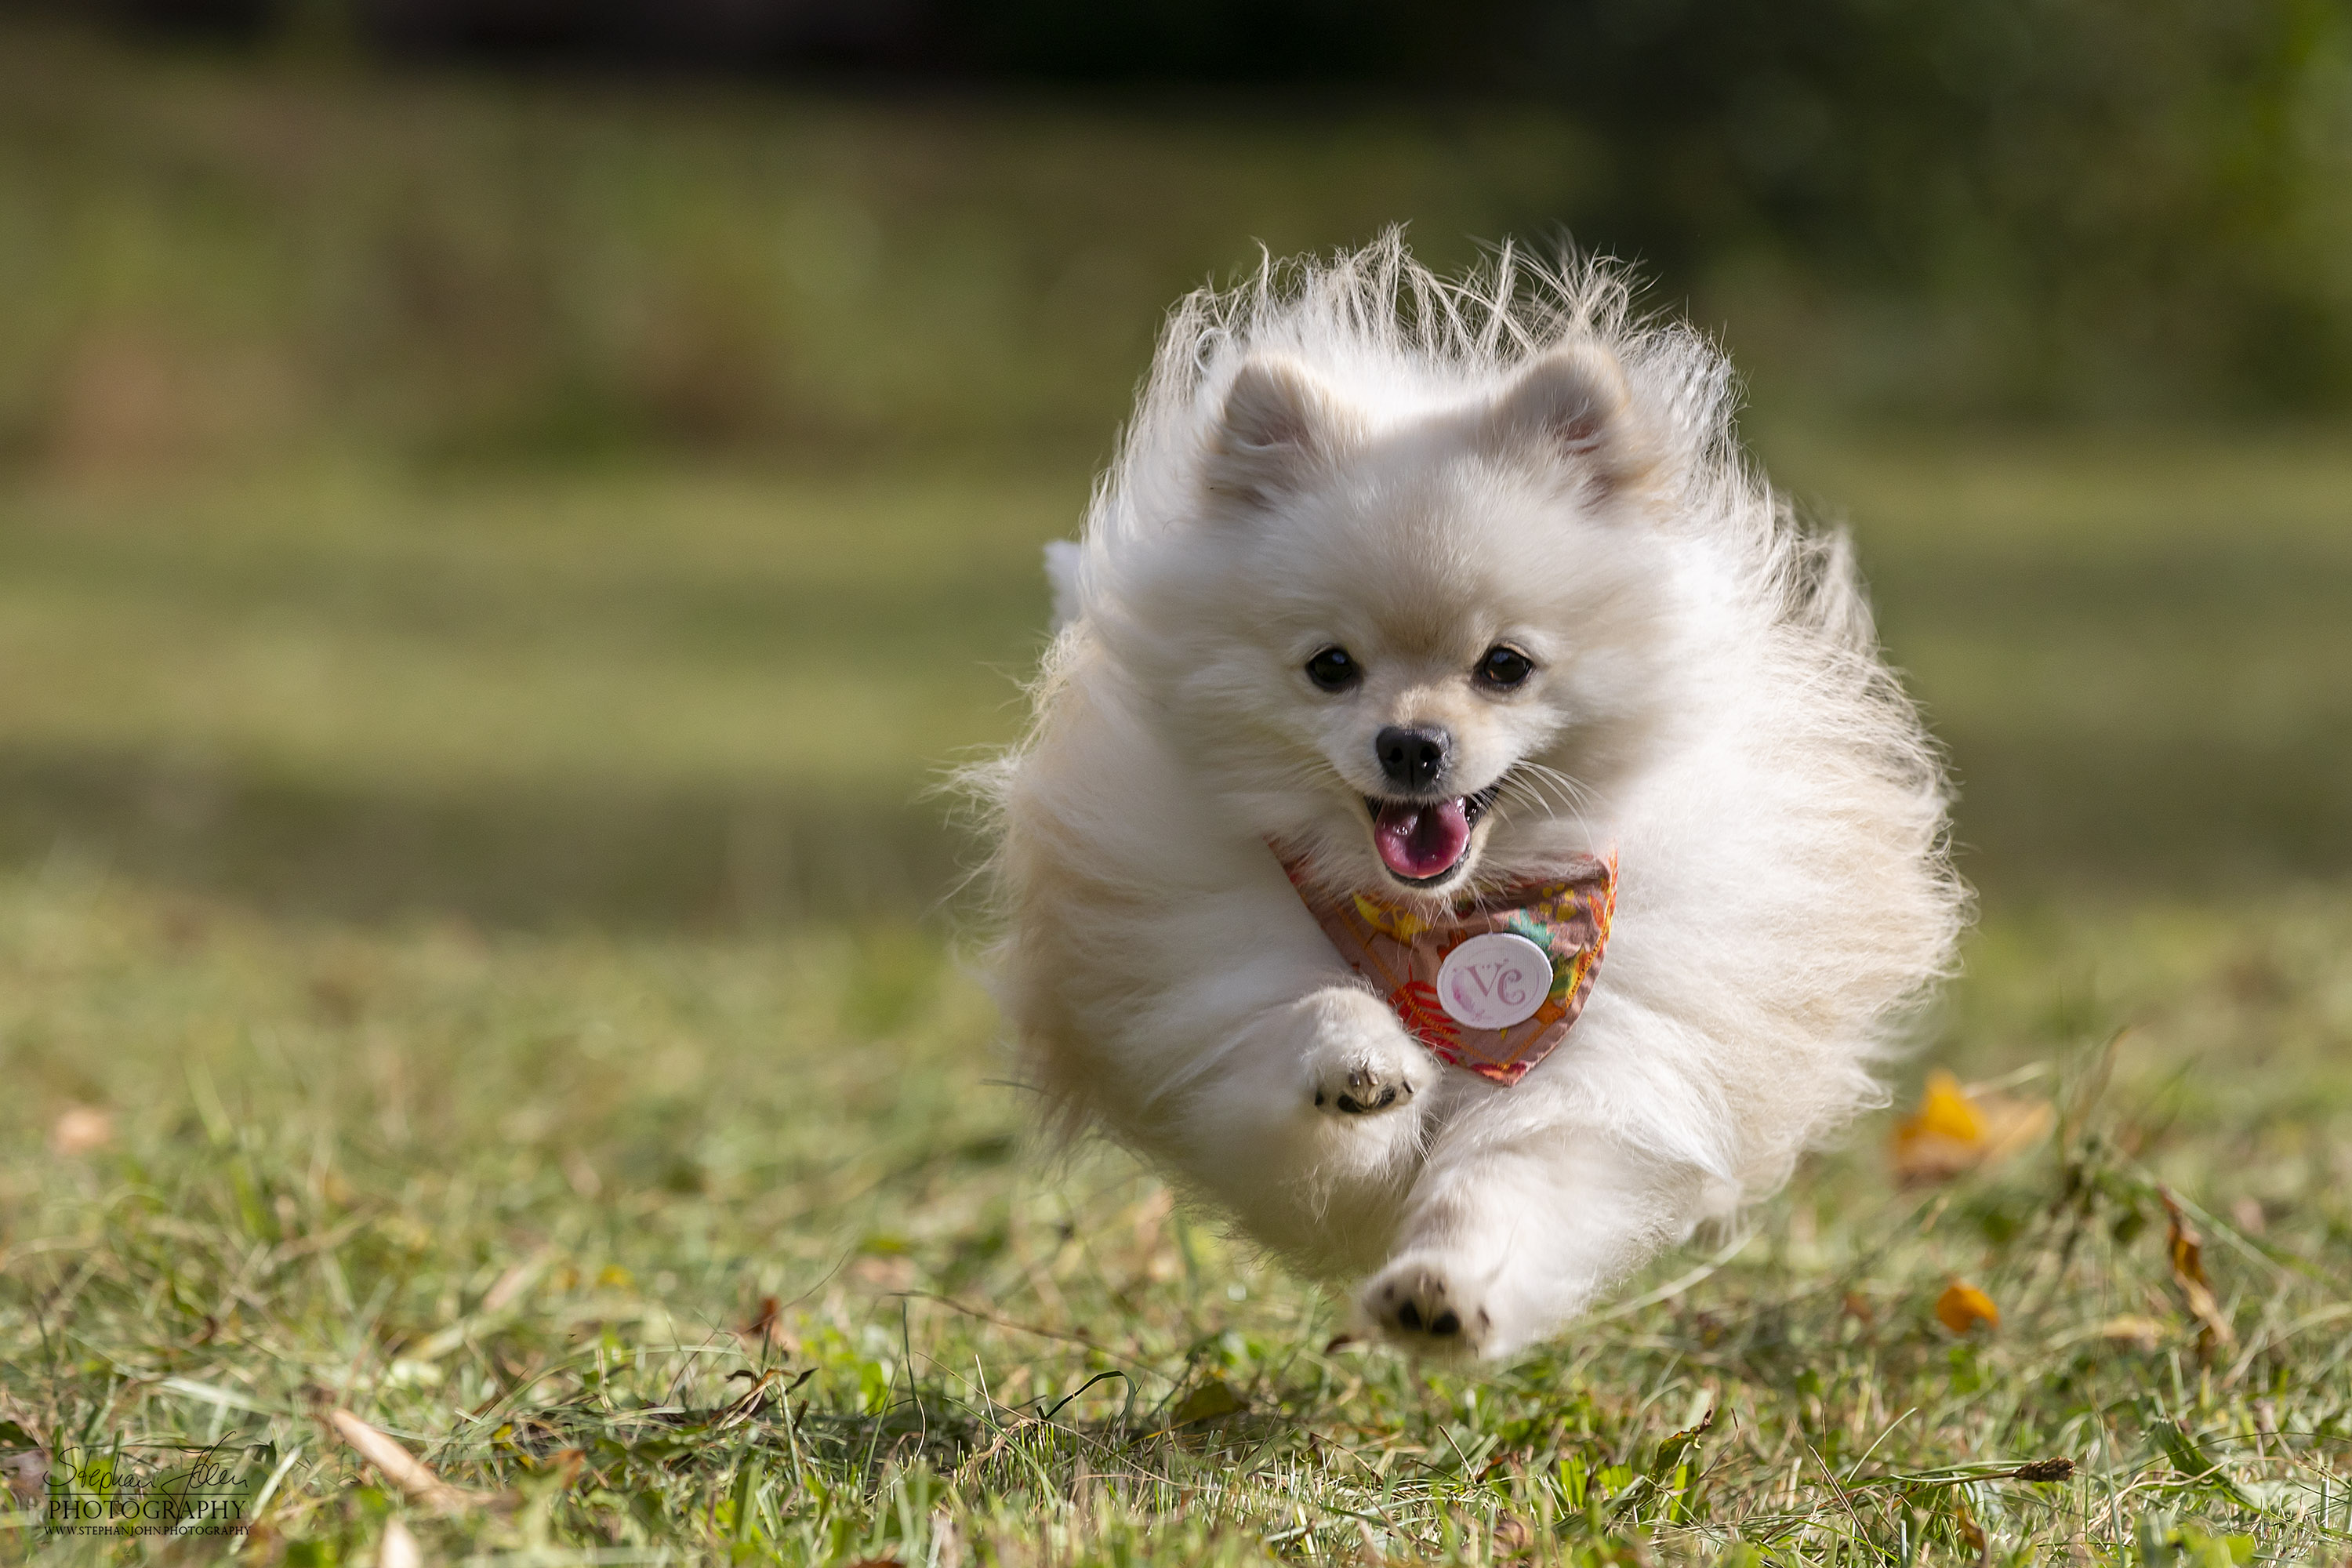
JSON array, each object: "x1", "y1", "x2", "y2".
[{"x1": 1436, "y1": 931, "x2": 1553, "y2": 1029}]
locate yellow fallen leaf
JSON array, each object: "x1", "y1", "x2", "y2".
[
  {"x1": 1936, "y1": 1280, "x2": 2000, "y2": 1334},
  {"x1": 1893, "y1": 1069, "x2": 2053, "y2": 1183},
  {"x1": 1908, "y1": 1069, "x2": 1986, "y2": 1142}
]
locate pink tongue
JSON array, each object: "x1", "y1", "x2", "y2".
[{"x1": 1374, "y1": 798, "x2": 1472, "y2": 880}]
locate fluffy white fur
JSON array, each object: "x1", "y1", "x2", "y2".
[{"x1": 972, "y1": 237, "x2": 1966, "y2": 1357}]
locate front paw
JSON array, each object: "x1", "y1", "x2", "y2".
[
  {"x1": 1363, "y1": 1258, "x2": 1491, "y2": 1354},
  {"x1": 1310, "y1": 1044, "x2": 1421, "y2": 1116}
]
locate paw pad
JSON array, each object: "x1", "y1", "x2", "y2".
[
  {"x1": 1316, "y1": 1061, "x2": 1412, "y2": 1116},
  {"x1": 1371, "y1": 1267, "x2": 1491, "y2": 1349}
]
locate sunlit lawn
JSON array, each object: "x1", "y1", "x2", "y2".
[
  {"x1": 5, "y1": 861, "x2": 2352, "y2": 1563},
  {"x1": 2, "y1": 434, "x2": 2351, "y2": 1563},
  {"x1": 6, "y1": 22, "x2": 2352, "y2": 1561}
]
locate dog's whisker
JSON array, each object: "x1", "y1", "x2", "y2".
[{"x1": 1495, "y1": 760, "x2": 1590, "y2": 821}]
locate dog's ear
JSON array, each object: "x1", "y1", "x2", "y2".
[
  {"x1": 1204, "y1": 357, "x2": 1338, "y2": 509},
  {"x1": 1485, "y1": 345, "x2": 1658, "y2": 500}
]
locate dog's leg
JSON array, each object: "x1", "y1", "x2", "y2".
[
  {"x1": 1301, "y1": 988, "x2": 1428, "y2": 1116},
  {"x1": 1159, "y1": 985, "x2": 1436, "y2": 1271},
  {"x1": 1359, "y1": 1131, "x2": 1700, "y2": 1357}
]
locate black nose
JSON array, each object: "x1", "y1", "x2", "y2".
[{"x1": 1375, "y1": 725, "x2": 1450, "y2": 791}]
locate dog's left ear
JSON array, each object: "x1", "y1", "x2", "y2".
[
  {"x1": 1485, "y1": 345, "x2": 1658, "y2": 500},
  {"x1": 1203, "y1": 356, "x2": 1343, "y2": 510}
]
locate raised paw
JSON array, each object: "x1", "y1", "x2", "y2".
[
  {"x1": 1365, "y1": 1260, "x2": 1491, "y2": 1353},
  {"x1": 1312, "y1": 1054, "x2": 1417, "y2": 1116}
]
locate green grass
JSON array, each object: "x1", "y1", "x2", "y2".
[
  {"x1": 0, "y1": 439, "x2": 2347, "y2": 1563},
  {"x1": 4, "y1": 24, "x2": 2352, "y2": 1563},
  {"x1": 0, "y1": 439, "x2": 2346, "y2": 1563},
  {"x1": 6, "y1": 870, "x2": 2352, "y2": 1564}
]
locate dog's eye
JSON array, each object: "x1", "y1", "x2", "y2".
[
  {"x1": 1305, "y1": 646, "x2": 1360, "y2": 691},
  {"x1": 1476, "y1": 645, "x2": 1535, "y2": 688}
]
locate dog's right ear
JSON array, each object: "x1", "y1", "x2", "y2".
[
  {"x1": 1203, "y1": 357, "x2": 1338, "y2": 510},
  {"x1": 1484, "y1": 344, "x2": 1659, "y2": 501}
]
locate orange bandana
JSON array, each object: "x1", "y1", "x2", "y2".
[{"x1": 1275, "y1": 847, "x2": 1617, "y2": 1086}]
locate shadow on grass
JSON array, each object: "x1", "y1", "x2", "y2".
[
  {"x1": 1940, "y1": 721, "x2": 2352, "y2": 895},
  {"x1": 0, "y1": 745, "x2": 975, "y2": 931}
]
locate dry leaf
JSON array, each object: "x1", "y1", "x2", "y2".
[
  {"x1": 321, "y1": 1405, "x2": 499, "y2": 1515},
  {"x1": 1893, "y1": 1069, "x2": 2053, "y2": 1183},
  {"x1": 49, "y1": 1105, "x2": 115, "y2": 1156},
  {"x1": 2158, "y1": 1187, "x2": 2236, "y2": 1355},
  {"x1": 1936, "y1": 1280, "x2": 2000, "y2": 1334},
  {"x1": 1951, "y1": 1497, "x2": 1988, "y2": 1559},
  {"x1": 2009, "y1": 1457, "x2": 2075, "y2": 1483},
  {"x1": 2098, "y1": 1315, "x2": 2165, "y2": 1352}
]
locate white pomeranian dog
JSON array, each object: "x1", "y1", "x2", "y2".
[{"x1": 972, "y1": 237, "x2": 1965, "y2": 1357}]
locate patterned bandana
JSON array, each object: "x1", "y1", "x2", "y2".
[{"x1": 1273, "y1": 845, "x2": 1617, "y2": 1087}]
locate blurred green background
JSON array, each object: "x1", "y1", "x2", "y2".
[
  {"x1": 4, "y1": 14, "x2": 2351, "y2": 1558},
  {"x1": 0, "y1": 5, "x2": 2347, "y2": 927}
]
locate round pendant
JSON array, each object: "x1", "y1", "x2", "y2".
[{"x1": 1435, "y1": 931, "x2": 1554, "y2": 1029}]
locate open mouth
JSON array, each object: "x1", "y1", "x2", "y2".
[{"x1": 1364, "y1": 782, "x2": 1503, "y2": 886}]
